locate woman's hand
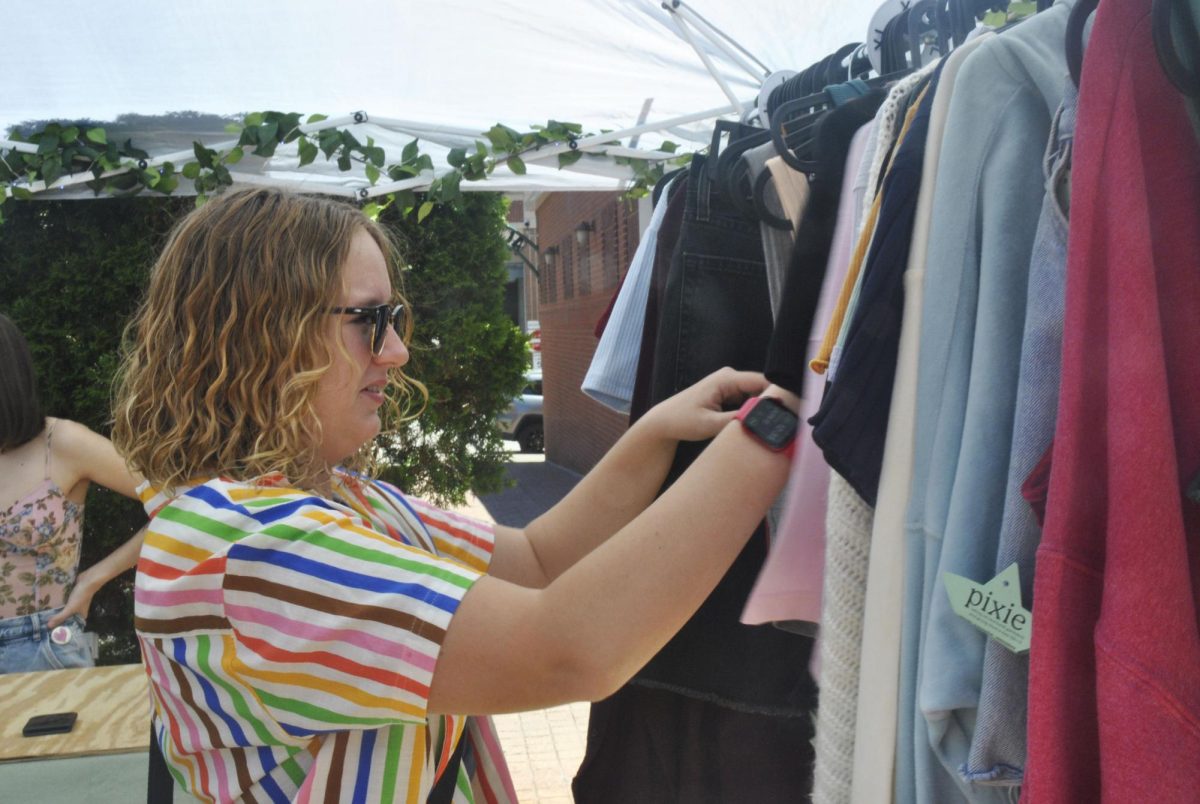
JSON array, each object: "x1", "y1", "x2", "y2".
[
  {"x1": 637, "y1": 367, "x2": 773, "y2": 443},
  {"x1": 48, "y1": 569, "x2": 101, "y2": 628},
  {"x1": 46, "y1": 527, "x2": 146, "y2": 629}
]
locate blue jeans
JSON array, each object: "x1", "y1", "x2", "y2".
[{"x1": 0, "y1": 609, "x2": 94, "y2": 674}]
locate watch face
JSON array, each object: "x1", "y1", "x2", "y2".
[{"x1": 744, "y1": 398, "x2": 797, "y2": 449}]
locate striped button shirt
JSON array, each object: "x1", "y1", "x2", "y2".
[{"x1": 134, "y1": 471, "x2": 516, "y2": 803}]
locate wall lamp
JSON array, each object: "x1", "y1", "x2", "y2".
[{"x1": 575, "y1": 220, "x2": 594, "y2": 248}]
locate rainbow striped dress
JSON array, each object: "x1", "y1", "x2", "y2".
[{"x1": 134, "y1": 470, "x2": 516, "y2": 803}]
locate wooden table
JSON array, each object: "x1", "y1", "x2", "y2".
[{"x1": 0, "y1": 664, "x2": 151, "y2": 761}]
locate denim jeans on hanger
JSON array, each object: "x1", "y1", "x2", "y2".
[
  {"x1": 575, "y1": 151, "x2": 818, "y2": 804},
  {"x1": 638, "y1": 152, "x2": 817, "y2": 714}
]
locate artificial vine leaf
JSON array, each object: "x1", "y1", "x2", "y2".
[
  {"x1": 192, "y1": 143, "x2": 214, "y2": 169},
  {"x1": 318, "y1": 130, "x2": 341, "y2": 158},
  {"x1": 2, "y1": 111, "x2": 673, "y2": 218},
  {"x1": 485, "y1": 124, "x2": 519, "y2": 150},
  {"x1": 41, "y1": 156, "x2": 63, "y2": 186},
  {"x1": 364, "y1": 146, "x2": 386, "y2": 167},
  {"x1": 557, "y1": 150, "x2": 583, "y2": 168},
  {"x1": 297, "y1": 138, "x2": 318, "y2": 167},
  {"x1": 123, "y1": 140, "x2": 149, "y2": 160},
  {"x1": 440, "y1": 171, "x2": 462, "y2": 199},
  {"x1": 279, "y1": 114, "x2": 304, "y2": 142},
  {"x1": 306, "y1": 113, "x2": 328, "y2": 124}
]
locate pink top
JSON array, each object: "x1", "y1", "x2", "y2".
[
  {"x1": 0, "y1": 423, "x2": 84, "y2": 619},
  {"x1": 741, "y1": 121, "x2": 876, "y2": 630}
]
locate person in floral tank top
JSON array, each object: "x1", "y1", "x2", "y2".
[{"x1": 0, "y1": 313, "x2": 147, "y2": 674}]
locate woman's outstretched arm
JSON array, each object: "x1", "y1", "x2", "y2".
[
  {"x1": 429, "y1": 369, "x2": 800, "y2": 715},
  {"x1": 486, "y1": 368, "x2": 779, "y2": 588}
]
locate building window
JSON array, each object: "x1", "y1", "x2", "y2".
[
  {"x1": 600, "y1": 205, "x2": 620, "y2": 289},
  {"x1": 561, "y1": 238, "x2": 574, "y2": 300},
  {"x1": 543, "y1": 247, "x2": 558, "y2": 303}
]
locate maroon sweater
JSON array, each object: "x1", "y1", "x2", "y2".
[{"x1": 1024, "y1": 0, "x2": 1200, "y2": 800}]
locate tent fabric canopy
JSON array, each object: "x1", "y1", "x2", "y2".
[{"x1": 3, "y1": 0, "x2": 882, "y2": 196}]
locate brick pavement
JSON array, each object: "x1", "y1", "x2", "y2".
[
  {"x1": 492, "y1": 703, "x2": 590, "y2": 803},
  {"x1": 450, "y1": 451, "x2": 589, "y2": 802}
]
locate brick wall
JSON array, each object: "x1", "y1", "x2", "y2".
[{"x1": 534, "y1": 191, "x2": 641, "y2": 474}]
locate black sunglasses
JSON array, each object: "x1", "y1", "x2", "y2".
[{"x1": 328, "y1": 303, "x2": 407, "y2": 356}]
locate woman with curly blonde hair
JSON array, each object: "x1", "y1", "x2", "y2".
[{"x1": 116, "y1": 186, "x2": 802, "y2": 803}]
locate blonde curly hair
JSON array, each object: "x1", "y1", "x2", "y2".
[{"x1": 113, "y1": 187, "x2": 426, "y2": 492}]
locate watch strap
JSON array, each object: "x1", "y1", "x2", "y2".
[{"x1": 735, "y1": 396, "x2": 798, "y2": 459}]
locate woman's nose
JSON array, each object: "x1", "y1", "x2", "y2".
[{"x1": 376, "y1": 325, "x2": 409, "y2": 369}]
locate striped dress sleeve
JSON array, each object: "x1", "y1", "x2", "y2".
[{"x1": 214, "y1": 483, "x2": 485, "y2": 733}]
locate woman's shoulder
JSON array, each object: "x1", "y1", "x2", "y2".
[{"x1": 141, "y1": 474, "x2": 336, "y2": 520}]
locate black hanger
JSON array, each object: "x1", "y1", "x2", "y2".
[
  {"x1": 1153, "y1": 0, "x2": 1200, "y2": 98},
  {"x1": 908, "y1": 0, "x2": 948, "y2": 66},
  {"x1": 651, "y1": 166, "x2": 688, "y2": 208},
  {"x1": 945, "y1": 0, "x2": 1003, "y2": 47},
  {"x1": 770, "y1": 89, "x2": 835, "y2": 172},
  {"x1": 848, "y1": 43, "x2": 875, "y2": 79},
  {"x1": 751, "y1": 168, "x2": 793, "y2": 230},
  {"x1": 1065, "y1": 0, "x2": 1100, "y2": 88},
  {"x1": 713, "y1": 127, "x2": 771, "y2": 215},
  {"x1": 708, "y1": 119, "x2": 747, "y2": 170},
  {"x1": 822, "y1": 42, "x2": 861, "y2": 86},
  {"x1": 881, "y1": 8, "x2": 913, "y2": 74},
  {"x1": 716, "y1": 132, "x2": 791, "y2": 229}
]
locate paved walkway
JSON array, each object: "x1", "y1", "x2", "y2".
[{"x1": 450, "y1": 451, "x2": 588, "y2": 803}]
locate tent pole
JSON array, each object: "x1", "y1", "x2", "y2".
[
  {"x1": 369, "y1": 118, "x2": 494, "y2": 139},
  {"x1": 669, "y1": 2, "x2": 772, "y2": 78},
  {"x1": 666, "y1": 13, "x2": 747, "y2": 116},
  {"x1": 510, "y1": 102, "x2": 746, "y2": 167},
  {"x1": 10, "y1": 138, "x2": 240, "y2": 195},
  {"x1": 0, "y1": 140, "x2": 38, "y2": 154}
]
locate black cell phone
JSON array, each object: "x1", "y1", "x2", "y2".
[{"x1": 22, "y1": 711, "x2": 77, "y2": 737}]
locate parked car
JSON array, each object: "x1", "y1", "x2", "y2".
[{"x1": 496, "y1": 370, "x2": 544, "y2": 453}]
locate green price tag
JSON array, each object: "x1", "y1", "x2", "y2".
[{"x1": 943, "y1": 563, "x2": 1032, "y2": 654}]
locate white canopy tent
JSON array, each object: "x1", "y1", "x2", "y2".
[{"x1": 1, "y1": 0, "x2": 887, "y2": 199}]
